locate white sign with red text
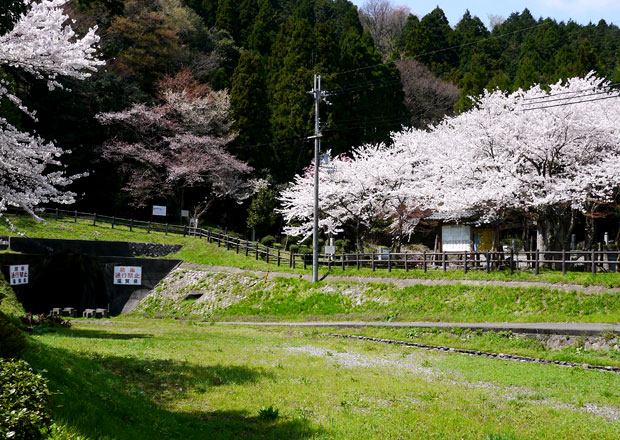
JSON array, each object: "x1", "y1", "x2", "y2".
[
  {"x1": 9, "y1": 265, "x2": 29, "y2": 285},
  {"x1": 113, "y1": 266, "x2": 142, "y2": 285}
]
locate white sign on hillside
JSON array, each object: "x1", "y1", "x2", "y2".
[
  {"x1": 114, "y1": 266, "x2": 142, "y2": 285},
  {"x1": 9, "y1": 265, "x2": 29, "y2": 285},
  {"x1": 152, "y1": 205, "x2": 167, "y2": 216}
]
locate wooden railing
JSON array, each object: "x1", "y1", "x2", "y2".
[{"x1": 14, "y1": 207, "x2": 620, "y2": 275}]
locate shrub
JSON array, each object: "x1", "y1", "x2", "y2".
[
  {"x1": 260, "y1": 235, "x2": 276, "y2": 247},
  {"x1": 288, "y1": 244, "x2": 299, "y2": 254},
  {"x1": 257, "y1": 405, "x2": 280, "y2": 421},
  {"x1": 0, "y1": 359, "x2": 51, "y2": 440}
]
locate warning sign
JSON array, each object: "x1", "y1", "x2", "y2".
[
  {"x1": 9, "y1": 265, "x2": 29, "y2": 285},
  {"x1": 113, "y1": 266, "x2": 142, "y2": 285}
]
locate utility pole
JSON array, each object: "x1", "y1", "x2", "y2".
[{"x1": 308, "y1": 74, "x2": 327, "y2": 283}]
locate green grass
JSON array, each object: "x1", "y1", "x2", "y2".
[
  {"x1": 3, "y1": 214, "x2": 620, "y2": 288},
  {"x1": 0, "y1": 275, "x2": 25, "y2": 318},
  {"x1": 136, "y1": 273, "x2": 620, "y2": 323},
  {"x1": 23, "y1": 318, "x2": 620, "y2": 439},
  {"x1": 292, "y1": 326, "x2": 620, "y2": 369}
]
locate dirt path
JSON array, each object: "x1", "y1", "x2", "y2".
[{"x1": 180, "y1": 262, "x2": 620, "y2": 294}]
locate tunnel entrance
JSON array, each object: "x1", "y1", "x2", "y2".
[
  {"x1": 17, "y1": 253, "x2": 109, "y2": 315},
  {"x1": 2, "y1": 237, "x2": 182, "y2": 316}
]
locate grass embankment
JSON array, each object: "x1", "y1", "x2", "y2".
[
  {"x1": 23, "y1": 319, "x2": 620, "y2": 440},
  {"x1": 136, "y1": 271, "x2": 620, "y2": 323},
  {"x1": 0, "y1": 276, "x2": 25, "y2": 318},
  {"x1": 3, "y1": 214, "x2": 620, "y2": 288}
]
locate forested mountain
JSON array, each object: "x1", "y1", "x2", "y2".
[
  {"x1": 396, "y1": 7, "x2": 620, "y2": 110},
  {"x1": 2, "y1": 0, "x2": 620, "y2": 234}
]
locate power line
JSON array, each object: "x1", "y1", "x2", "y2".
[
  {"x1": 522, "y1": 93, "x2": 620, "y2": 111},
  {"x1": 523, "y1": 82, "x2": 620, "y2": 102},
  {"x1": 522, "y1": 88, "x2": 620, "y2": 106}
]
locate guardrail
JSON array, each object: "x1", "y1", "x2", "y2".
[{"x1": 14, "y1": 207, "x2": 620, "y2": 275}]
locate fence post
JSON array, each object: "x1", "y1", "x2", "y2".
[
  {"x1": 341, "y1": 254, "x2": 345, "y2": 271},
  {"x1": 277, "y1": 249, "x2": 281, "y2": 266},
  {"x1": 442, "y1": 252, "x2": 447, "y2": 272},
  {"x1": 423, "y1": 251, "x2": 427, "y2": 273},
  {"x1": 245, "y1": 241, "x2": 249, "y2": 257},
  {"x1": 255, "y1": 243, "x2": 259, "y2": 260},
  {"x1": 535, "y1": 250, "x2": 540, "y2": 275},
  {"x1": 165, "y1": 224, "x2": 168, "y2": 235},
  {"x1": 130, "y1": 219, "x2": 133, "y2": 232},
  {"x1": 371, "y1": 252, "x2": 375, "y2": 272},
  {"x1": 226, "y1": 235, "x2": 230, "y2": 251},
  {"x1": 464, "y1": 251, "x2": 468, "y2": 274},
  {"x1": 510, "y1": 249, "x2": 514, "y2": 275},
  {"x1": 592, "y1": 249, "x2": 596, "y2": 275},
  {"x1": 356, "y1": 252, "x2": 360, "y2": 270},
  {"x1": 486, "y1": 252, "x2": 491, "y2": 274},
  {"x1": 236, "y1": 239, "x2": 240, "y2": 254},
  {"x1": 266, "y1": 247, "x2": 269, "y2": 264},
  {"x1": 93, "y1": 213, "x2": 97, "y2": 226},
  {"x1": 74, "y1": 210, "x2": 77, "y2": 223},
  {"x1": 292, "y1": 253, "x2": 296, "y2": 269},
  {"x1": 207, "y1": 230, "x2": 211, "y2": 242},
  {"x1": 217, "y1": 235, "x2": 221, "y2": 247},
  {"x1": 388, "y1": 251, "x2": 392, "y2": 272},
  {"x1": 148, "y1": 221, "x2": 152, "y2": 233},
  {"x1": 404, "y1": 252, "x2": 409, "y2": 272},
  {"x1": 560, "y1": 249, "x2": 566, "y2": 275},
  {"x1": 303, "y1": 254, "x2": 307, "y2": 270},
  {"x1": 55, "y1": 208, "x2": 59, "y2": 221},
  {"x1": 111, "y1": 216, "x2": 115, "y2": 229}
]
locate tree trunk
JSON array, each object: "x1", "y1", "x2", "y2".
[{"x1": 536, "y1": 207, "x2": 570, "y2": 269}]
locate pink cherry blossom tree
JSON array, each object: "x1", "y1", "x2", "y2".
[
  {"x1": 394, "y1": 73, "x2": 620, "y2": 251},
  {"x1": 0, "y1": 0, "x2": 103, "y2": 218},
  {"x1": 281, "y1": 73, "x2": 620, "y2": 252},
  {"x1": 98, "y1": 70, "x2": 257, "y2": 217}
]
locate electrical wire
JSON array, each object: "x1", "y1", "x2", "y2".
[
  {"x1": 522, "y1": 82, "x2": 620, "y2": 102},
  {"x1": 522, "y1": 92, "x2": 620, "y2": 111}
]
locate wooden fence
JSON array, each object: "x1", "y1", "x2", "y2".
[{"x1": 16, "y1": 207, "x2": 620, "y2": 275}]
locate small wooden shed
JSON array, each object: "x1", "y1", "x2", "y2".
[{"x1": 424, "y1": 211, "x2": 499, "y2": 252}]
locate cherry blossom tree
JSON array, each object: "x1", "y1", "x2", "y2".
[
  {"x1": 0, "y1": 0, "x2": 103, "y2": 218},
  {"x1": 394, "y1": 73, "x2": 620, "y2": 251},
  {"x1": 281, "y1": 73, "x2": 620, "y2": 252},
  {"x1": 279, "y1": 144, "x2": 428, "y2": 250},
  {"x1": 98, "y1": 70, "x2": 257, "y2": 217}
]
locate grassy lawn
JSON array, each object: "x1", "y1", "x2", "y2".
[
  {"x1": 135, "y1": 272, "x2": 620, "y2": 323},
  {"x1": 2, "y1": 214, "x2": 620, "y2": 287},
  {"x1": 23, "y1": 318, "x2": 620, "y2": 440}
]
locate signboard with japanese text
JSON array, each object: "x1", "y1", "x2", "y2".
[
  {"x1": 9, "y1": 265, "x2": 29, "y2": 285},
  {"x1": 152, "y1": 205, "x2": 167, "y2": 216},
  {"x1": 113, "y1": 266, "x2": 142, "y2": 285}
]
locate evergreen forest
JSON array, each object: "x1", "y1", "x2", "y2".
[{"x1": 2, "y1": 0, "x2": 620, "y2": 235}]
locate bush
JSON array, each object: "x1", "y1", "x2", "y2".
[
  {"x1": 260, "y1": 235, "x2": 276, "y2": 247},
  {"x1": 288, "y1": 244, "x2": 299, "y2": 254},
  {"x1": 0, "y1": 359, "x2": 51, "y2": 440},
  {"x1": 0, "y1": 313, "x2": 26, "y2": 359}
]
